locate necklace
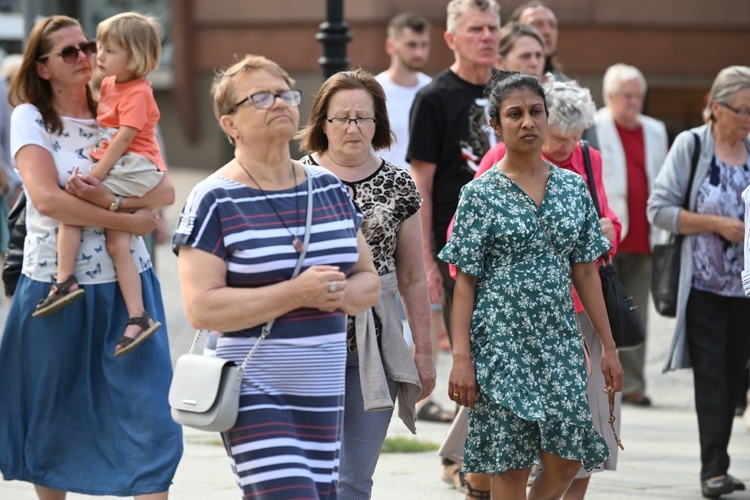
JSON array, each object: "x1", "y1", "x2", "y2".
[{"x1": 237, "y1": 159, "x2": 303, "y2": 253}]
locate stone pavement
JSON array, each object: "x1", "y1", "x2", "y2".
[{"x1": 2, "y1": 167, "x2": 750, "y2": 499}]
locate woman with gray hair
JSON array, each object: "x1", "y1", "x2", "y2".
[{"x1": 648, "y1": 65, "x2": 750, "y2": 499}]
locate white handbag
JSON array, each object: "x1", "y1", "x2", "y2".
[
  {"x1": 169, "y1": 167, "x2": 313, "y2": 432},
  {"x1": 168, "y1": 331, "x2": 243, "y2": 432}
]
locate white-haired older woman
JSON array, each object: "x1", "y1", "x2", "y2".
[
  {"x1": 648, "y1": 66, "x2": 750, "y2": 499},
  {"x1": 446, "y1": 77, "x2": 624, "y2": 500},
  {"x1": 595, "y1": 63, "x2": 669, "y2": 408}
]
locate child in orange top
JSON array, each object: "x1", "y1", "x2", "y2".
[{"x1": 34, "y1": 12, "x2": 165, "y2": 358}]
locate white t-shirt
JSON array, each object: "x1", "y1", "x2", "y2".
[
  {"x1": 375, "y1": 71, "x2": 431, "y2": 171},
  {"x1": 10, "y1": 103, "x2": 152, "y2": 284}
]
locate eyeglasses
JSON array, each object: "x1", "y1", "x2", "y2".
[
  {"x1": 227, "y1": 89, "x2": 302, "y2": 114},
  {"x1": 38, "y1": 41, "x2": 97, "y2": 64},
  {"x1": 325, "y1": 117, "x2": 376, "y2": 127},
  {"x1": 720, "y1": 102, "x2": 750, "y2": 118}
]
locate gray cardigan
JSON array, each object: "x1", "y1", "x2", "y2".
[
  {"x1": 354, "y1": 271, "x2": 422, "y2": 433},
  {"x1": 647, "y1": 123, "x2": 750, "y2": 372}
]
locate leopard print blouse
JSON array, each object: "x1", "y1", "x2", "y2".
[{"x1": 300, "y1": 155, "x2": 423, "y2": 350}]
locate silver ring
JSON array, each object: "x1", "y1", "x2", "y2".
[{"x1": 328, "y1": 281, "x2": 338, "y2": 293}]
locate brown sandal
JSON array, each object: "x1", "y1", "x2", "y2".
[
  {"x1": 32, "y1": 275, "x2": 85, "y2": 318},
  {"x1": 114, "y1": 311, "x2": 161, "y2": 358}
]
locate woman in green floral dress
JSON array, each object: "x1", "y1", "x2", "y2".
[{"x1": 440, "y1": 71, "x2": 623, "y2": 500}]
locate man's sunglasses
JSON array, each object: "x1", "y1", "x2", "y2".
[{"x1": 38, "y1": 41, "x2": 97, "y2": 64}]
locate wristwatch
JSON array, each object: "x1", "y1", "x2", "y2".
[{"x1": 109, "y1": 195, "x2": 123, "y2": 212}]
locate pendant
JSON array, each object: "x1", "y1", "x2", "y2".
[{"x1": 292, "y1": 236, "x2": 303, "y2": 253}]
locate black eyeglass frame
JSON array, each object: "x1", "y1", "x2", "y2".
[
  {"x1": 37, "y1": 40, "x2": 98, "y2": 64},
  {"x1": 719, "y1": 102, "x2": 750, "y2": 118},
  {"x1": 325, "y1": 117, "x2": 377, "y2": 127},
  {"x1": 227, "y1": 89, "x2": 302, "y2": 114}
]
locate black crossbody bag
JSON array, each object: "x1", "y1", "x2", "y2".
[{"x1": 580, "y1": 140, "x2": 645, "y2": 350}]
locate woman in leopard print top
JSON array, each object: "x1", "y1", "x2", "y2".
[{"x1": 298, "y1": 68, "x2": 436, "y2": 499}]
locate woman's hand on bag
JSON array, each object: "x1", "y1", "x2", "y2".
[
  {"x1": 448, "y1": 357, "x2": 478, "y2": 410},
  {"x1": 601, "y1": 348, "x2": 623, "y2": 394},
  {"x1": 293, "y1": 265, "x2": 348, "y2": 312}
]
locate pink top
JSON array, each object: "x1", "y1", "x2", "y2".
[
  {"x1": 449, "y1": 142, "x2": 622, "y2": 313},
  {"x1": 92, "y1": 76, "x2": 166, "y2": 171}
]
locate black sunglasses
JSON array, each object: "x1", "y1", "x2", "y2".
[{"x1": 38, "y1": 41, "x2": 97, "y2": 64}]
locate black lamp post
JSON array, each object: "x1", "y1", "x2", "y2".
[{"x1": 316, "y1": 0, "x2": 351, "y2": 80}]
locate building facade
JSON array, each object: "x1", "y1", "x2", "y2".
[{"x1": 3, "y1": 1, "x2": 749, "y2": 168}]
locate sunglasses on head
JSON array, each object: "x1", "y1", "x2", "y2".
[{"x1": 38, "y1": 40, "x2": 97, "y2": 64}]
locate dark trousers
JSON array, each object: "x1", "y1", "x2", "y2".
[
  {"x1": 686, "y1": 288, "x2": 750, "y2": 480},
  {"x1": 613, "y1": 252, "x2": 651, "y2": 394}
]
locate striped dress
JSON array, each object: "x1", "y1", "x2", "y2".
[{"x1": 172, "y1": 165, "x2": 362, "y2": 499}]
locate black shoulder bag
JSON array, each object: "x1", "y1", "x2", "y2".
[
  {"x1": 581, "y1": 140, "x2": 645, "y2": 350},
  {"x1": 3, "y1": 192, "x2": 26, "y2": 297},
  {"x1": 650, "y1": 133, "x2": 700, "y2": 317}
]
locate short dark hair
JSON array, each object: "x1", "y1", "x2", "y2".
[
  {"x1": 297, "y1": 68, "x2": 393, "y2": 153},
  {"x1": 509, "y1": 1, "x2": 554, "y2": 23},
  {"x1": 484, "y1": 70, "x2": 548, "y2": 126},
  {"x1": 498, "y1": 22, "x2": 545, "y2": 58},
  {"x1": 387, "y1": 13, "x2": 431, "y2": 39}
]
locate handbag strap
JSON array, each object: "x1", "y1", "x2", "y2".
[
  {"x1": 580, "y1": 140, "x2": 612, "y2": 265},
  {"x1": 580, "y1": 140, "x2": 601, "y2": 218},
  {"x1": 190, "y1": 165, "x2": 315, "y2": 375},
  {"x1": 682, "y1": 132, "x2": 701, "y2": 210}
]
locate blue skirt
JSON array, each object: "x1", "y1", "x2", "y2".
[{"x1": 0, "y1": 270, "x2": 183, "y2": 495}]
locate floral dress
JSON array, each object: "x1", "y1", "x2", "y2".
[{"x1": 439, "y1": 165, "x2": 612, "y2": 474}]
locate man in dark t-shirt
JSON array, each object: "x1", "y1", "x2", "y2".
[
  {"x1": 407, "y1": 0, "x2": 500, "y2": 338},
  {"x1": 407, "y1": 1, "x2": 501, "y2": 495}
]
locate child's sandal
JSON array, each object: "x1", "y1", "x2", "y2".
[
  {"x1": 32, "y1": 275, "x2": 85, "y2": 318},
  {"x1": 114, "y1": 311, "x2": 161, "y2": 358}
]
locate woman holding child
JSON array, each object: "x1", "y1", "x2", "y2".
[{"x1": 0, "y1": 15, "x2": 181, "y2": 498}]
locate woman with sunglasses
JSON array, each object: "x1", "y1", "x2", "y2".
[
  {"x1": 173, "y1": 55, "x2": 380, "y2": 499},
  {"x1": 0, "y1": 15, "x2": 180, "y2": 499},
  {"x1": 297, "y1": 69, "x2": 436, "y2": 499},
  {"x1": 34, "y1": 13, "x2": 166, "y2": 361},
  {"x1": 648, "y1": 66, "x2": 750, "y2": 499}
]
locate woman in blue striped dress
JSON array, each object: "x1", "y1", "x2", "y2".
[{"x1": 172, "y1": 55, "x2": 381, "y2": 499}]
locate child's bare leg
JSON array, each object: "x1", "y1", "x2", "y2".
[
  {"x1": 55, "y1": 222, "x2": 81, "y2": 291},
  {"x1": 106, "y1": 228, "x2": 149, "y2": 340}
]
